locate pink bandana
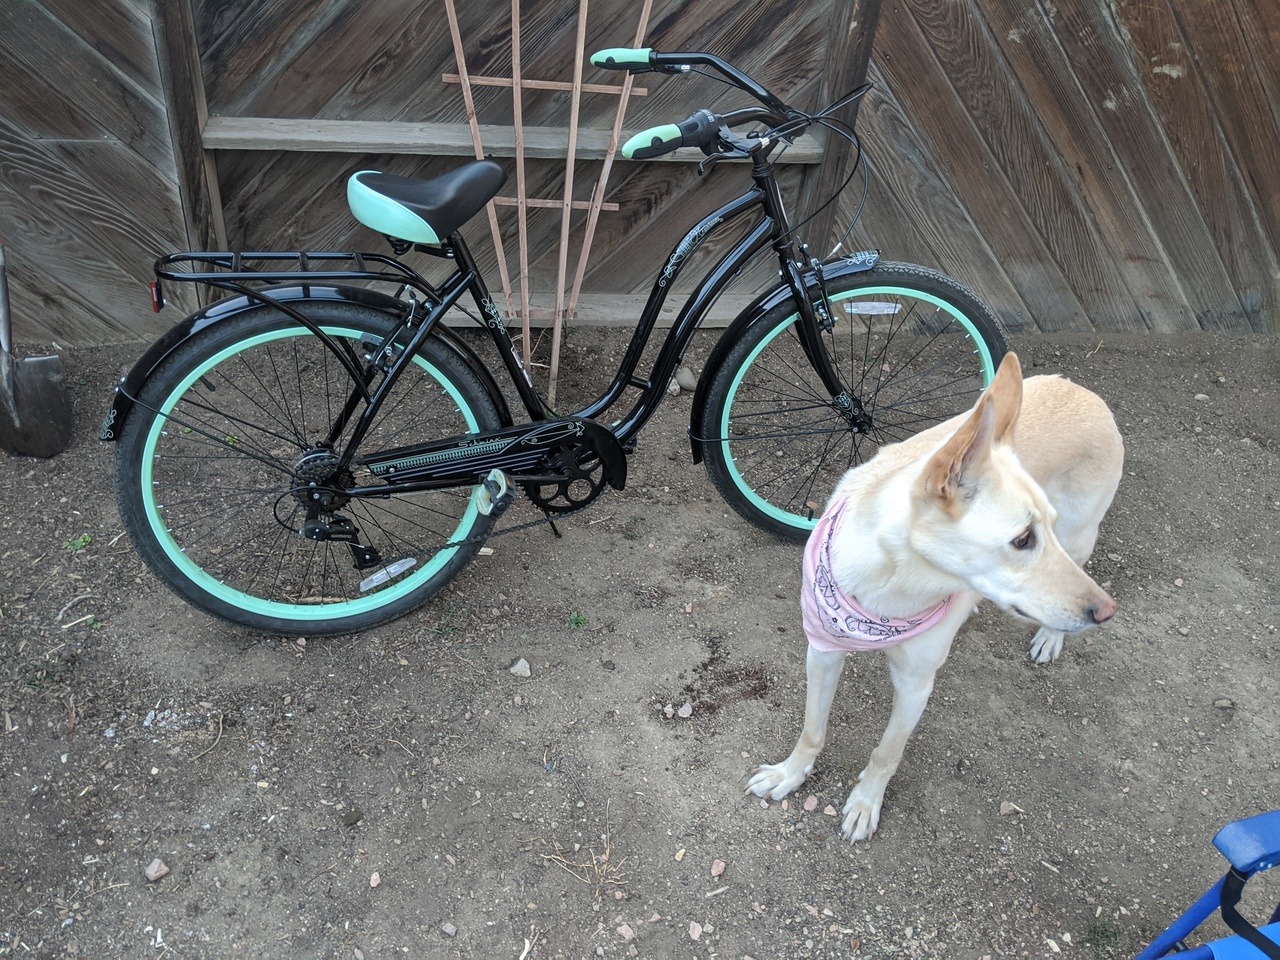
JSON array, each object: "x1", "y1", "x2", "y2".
[{"x1": 802, "y1": 500, "x2": 953, "y2": 653}]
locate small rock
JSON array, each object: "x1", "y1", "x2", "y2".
[
  {"x1": 1174, "y1": 578, "x2": 1183, "y2": 587},
  {"x1": 803, "y1": 795, "x2": 819, "y2": 812},
  {"x1": 1193, "y1": 393, "x2": 1209, "y2": 401},
  {"x1": 145, "y1": 858, "x2": 169, "y2": 882},
  {"x1": 823, "y1": 805, "x2": 837, "y2": 816},
  {"x1": 689, "y1": 921, "x2": 703, "y2": 941},
  {"x1": 441, "y1": 922, "x2": 457, "y2": 938},
  {"x1": 509, "y1": 658, "x2": 531, "y2": 678},
  {"x1": 663, "y1": 704, "x2": 674, "y2": 719},
  {"x1": 1177, "y1": 626, "x2": 1190, "y2": 636},
  {"x1": 666, "y1": 379, "x2": 681, "y2": 396},
  {"x1": 674, "y1": 848, "x2": 686, "y2": 862},
  {"x1": 675, "y1": 366, "x2": 698, "y2": 391},
  {"x1": 999, "y1": 801, "x2": 1024, "y2": 816},
  {"x1": 617, "y1": 923, "x2": 634, "y2": 941},
  {"x1": 676, "y1": 702, "x2": 693, "y2": 719},
  {"x1": 711, "y1": 859, "x2": 726, "y2": 877},
  {"x1": 1213, "y1": 698, "x2": 1235, "y2": 710},
  {"x1": 369, "y1": 872, "x2": 381, "y2": 888},
  {"x1": 342, "y1": 807, "x2": 364, "y2": 827}
]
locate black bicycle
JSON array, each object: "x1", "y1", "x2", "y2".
[{"x1": 102, "y1": 47, "x2": 1007, "y2": 635}]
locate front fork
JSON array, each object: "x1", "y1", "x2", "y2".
[{"x1": 778, "y1": 249, "x2": 874, "y2": 435}]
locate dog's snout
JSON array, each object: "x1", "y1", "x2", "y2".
[{"x1": 1087, "y1": 597, "x2": 1118, "y2": 624}]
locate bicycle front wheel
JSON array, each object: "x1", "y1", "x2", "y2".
[
  {"x1": 114, "y1": 301, "x2": 502, "y2": 635},
  {"x1": 700, "y1": 262, "x2": 1007, "y2": 540}
]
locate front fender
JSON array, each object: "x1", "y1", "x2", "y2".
[
  {"x1": 688, "y1": 251, "x2": 879, "y2": 462},
  {"x1": 100, "y1": 285, "x2": 512, "y2": 440}
]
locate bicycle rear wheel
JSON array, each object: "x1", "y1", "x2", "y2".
[
  {"x1": 113, "y1": 302, "x2": 502, "y2": 635},
  {"x1": 700, "y1": 262, "x2": 1007, "y2": 540}
]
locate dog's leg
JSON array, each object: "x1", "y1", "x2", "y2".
[
  {"x1": 747, "y1": 647, "x2": 846, "y2": 800},
  {"x1": 1029, "y1": 514, "x2": 1103, "y2": 663},
  {"x1": 841, "y1": 630, "x2": 952, "y2": 841}
]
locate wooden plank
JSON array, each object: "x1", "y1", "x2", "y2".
[
  {"x1": 904, "y1": 0, "x2": 1140, "y2": 329},
  {"x1": 1167, "y1": 0, "x2": 1280, "y2": 259},
  {"x1": 441, "y1": 73, "x2": 647, "y2": 96},
  {"x1": 1113, "y1": 0, "x2": 1278, "y2": 332},
  {"x1": 34, "y1": 0, "x2": 163, "y2": 101},
  {"x1": 835, "y1": 68, "x2": 1036, "y2": 332},
  {"x1": 972, "y1": 0, "x2": 1197, "y2": 331},
  {"x1": 155, "y1": 0, "x2": 227, "y2": 252},
  {"x1": 0, "y1": 118, "x2": 192, "y2": 343},
  {"x1": 0, "y1": 1, "x2": 173, "y2": 174},
  {"x1": 200, "y1": 115, "x2": 825, "y2": 163},
  {"x1": 1042, "y1": 0, "x2": 1256, "y2": 331},
  {"x1": 870, "y1": 3, "x2": 1091, "y2": 331},
  {"x1": 797, "y1": 0, "x2": 882, "y2": 254}
]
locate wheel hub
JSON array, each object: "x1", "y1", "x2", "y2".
[{"x1": 292, "y1": 449, "x2": 355, "y2": 512}]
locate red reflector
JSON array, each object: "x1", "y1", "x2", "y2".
[{"x1": 149, "y1": 281, "x2": 163, "y2": 312}]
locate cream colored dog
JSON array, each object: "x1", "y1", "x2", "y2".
[{"x1": 748, "y1": 352, "x2": 1123, "y2": 841}]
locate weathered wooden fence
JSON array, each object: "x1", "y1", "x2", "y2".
[{"x1": 0, "y1": 0, "x2": 1275, "y2": 345}]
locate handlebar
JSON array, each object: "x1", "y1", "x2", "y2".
[
  {"x1": 590, "y1": 47, "x2": 794, "y2": 120},
  {"x1": 594, "y1": 47, "x2": 805, "y2": 163}
]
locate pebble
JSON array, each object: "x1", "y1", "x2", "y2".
[
  {"x1": 999, "y1": 801, "x2": 1024, "y2": 816},
  {"x1": 803, "y1": 795, "x2": 819, "y2": 812},
  {"x1": 441, "y1": 922, "x2": 457, "y2": 937},
  {"x1": 674, "y1": 848, "x2": 685, "y2": 862},
  {"x1": 676, "y1": 702, "x2": 693, "y2": 719},
  {"x1": 509, "y1": 658, "x2": 531, "y2": 678},
  {"x1": 1177, "y1": 626, "x2": 1190, "y2": 636},
  {"x1": 617, "y1": 923, "x2": 634, "y2": 940},
  {"x1": 145, "y1": 858, "x2": 170, "y2": 882},
  {"x1": 689, "y1": 921, "x2": 703, "y2": 941},
  {"x1": 675, "y1": 366, "x2": 698, "y2": 391},
  {"x1": 823, "y1": 805, "x2": 837, "y2": 817},
  {"x1": 1194, "y1": 393, "x2": 1209, "y2": 401},
  {"x1": 711, "y1": 859, "x2": 726, "y2": 877}
]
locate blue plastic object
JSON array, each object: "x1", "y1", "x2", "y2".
[{"x1": 1214, "y1": 810, "x2": 1280, "y2": 874}]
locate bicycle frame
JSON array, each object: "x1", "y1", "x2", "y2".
[{"x1": 333, "y1": 149, "x2": 847, "y2": 471}]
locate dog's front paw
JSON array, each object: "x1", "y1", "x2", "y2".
[
  {"x1": 746, "y1": 760, "x2": 808, "y2": 801},
  {"x1": 840, "y1": 784, "x2": 885, "y2": 842},
  {"x1": 1029, "y1": 627, "x2": 1065, "y2": 664}
]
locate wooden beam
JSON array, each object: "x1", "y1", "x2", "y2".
[
  {"x1": 442, "y1": 73, "x2": 647, "y2": 96},
  {"x1": 201, "y1": 116, "x2": 825, "y2": 163},
  {"x1": 797, "y1": 0, "x2": 883, "y2": 254},
  {"x1": 153, "y1": 0, "x2": 226, "y2": 252},
  {"x1": 491, "y1": 197, "x2": 620, "y2": 211}
]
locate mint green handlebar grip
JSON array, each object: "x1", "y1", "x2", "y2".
[
  {"x1": 590, "y1": 47, "x2": 653, "y2": 69},
  {"x1": 622, "y1": 124, "x2": 682, "y2": 160}
]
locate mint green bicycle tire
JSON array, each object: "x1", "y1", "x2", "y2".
[
  {"x1": 701, "y1": 262, "x2": 1007, "y2": 541},
  {"x1": 113, "y1": 303, "x2": 501, "y2": 635}
]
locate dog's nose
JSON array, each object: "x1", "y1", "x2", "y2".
[{"x1": 1088, "y1": 597, "x2": 1117, "y2": 624}]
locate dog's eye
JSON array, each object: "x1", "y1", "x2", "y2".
[{"x1": 1011, "y1": 528, "x2": 1037, "y2": 551}]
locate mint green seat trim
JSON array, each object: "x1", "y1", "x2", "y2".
[
  {"x1": 347, "y1": 171, "x2": 440, "y2": 245},
  {"x1": 590, "y1": 47, "x2": 652, "y2": 68}
]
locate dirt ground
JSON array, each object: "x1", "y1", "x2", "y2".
[{"x1": 1, "y1": 326, "x2": 1276, "y2": 960}]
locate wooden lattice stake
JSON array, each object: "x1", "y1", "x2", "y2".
[{"x1": 443, "y1": 0, "x2": 654, "y2": 406}]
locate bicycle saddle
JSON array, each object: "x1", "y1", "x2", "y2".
[{"x1": 347, "y1": 160, "x2": 507, "y2": 245}]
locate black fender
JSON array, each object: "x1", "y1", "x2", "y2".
[
  {"x1": 100, "y1": 284, "x2": 512, "y2": 441},
  {"x1": 688, "y1": 251, "x2": 880, "y2": 462}
]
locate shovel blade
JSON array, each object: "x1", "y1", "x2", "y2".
[{"x1": 0, "y1": 352, "x2": 74, "y2": 458}]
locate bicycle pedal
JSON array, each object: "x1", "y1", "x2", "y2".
[{"x1": 476, "y1": 469, "x2": 514, "y2": 518}]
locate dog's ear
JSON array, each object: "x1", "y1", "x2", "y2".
[
  {"x1": 989, "y1": 352, "x2": 1023, "y2": 444},
  {"x1": 921, "y1": 390, "x2": 997, "y2": 503}
]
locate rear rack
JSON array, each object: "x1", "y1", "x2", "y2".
[{"x1": 152, "y1": 250, "x2": 440, "y2": 307}]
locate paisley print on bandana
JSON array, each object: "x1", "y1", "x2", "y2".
[{"x1": 801, "y1": 501, "x2": 953, "y2": 653}]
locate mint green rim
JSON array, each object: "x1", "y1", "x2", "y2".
[
  {"x1": 718, "y1": 286, "x2": 997, "y2": 534},
  {"x1": 141, "y1": 326, "x2": 483, "y2": 622}
]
